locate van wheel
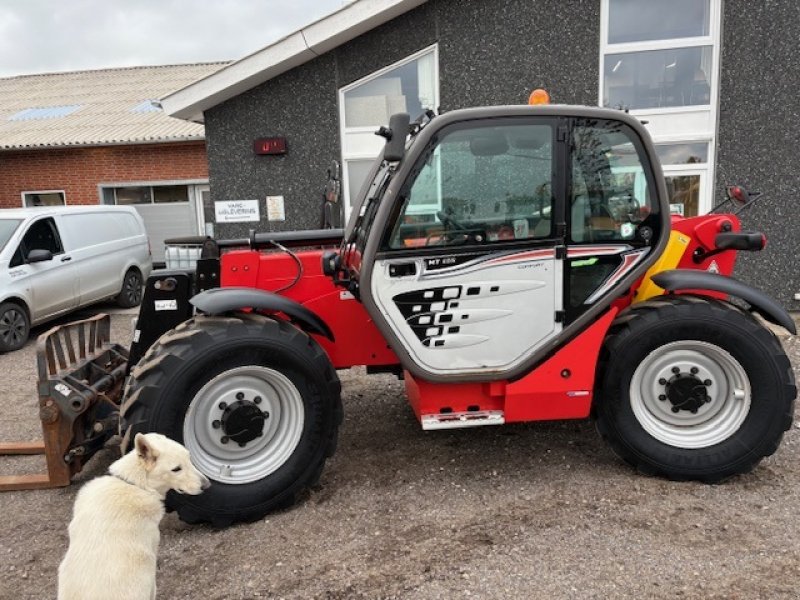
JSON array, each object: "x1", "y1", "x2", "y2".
[
  {"x1": 596, "y1": 296, "x2": 795, "y2": 482},
  {"x1": 121, "y1": 314, "x2": 342, "y2": 527},
  {"x1": 117, "y1": 269, "x2": 143, "y2": 308},
  {"x1": 0, "y1": 302, "x2": 30, "y2": 352}
]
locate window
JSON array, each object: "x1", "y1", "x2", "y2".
[
  {"x1": 0, "y1": 219, "x2": 22, "y2": 253},
  {"x1": 102, "y1": 184, "x2": 189, "y2": 205},
  {"x1": 570, "y1": 119, "x2": 659, "y2": 244},
  {"x1": 601, "y1": 0, "x2": 715, "y2": 111},
  {"x1": 339, "y1": 46, "x2": 439, "y2": 214},
  {"x1": 656, "y1": 141, "x2": 709, "y2": 217},
  {"x1": 388, "y1": 122, "x2": 554, "y2": 249},
  {"x1": 22, "y1": 191, "x2": 65, "y2": 207},
  {"x1": 10, "y1": 218, "x2": 64, "y2": 267},
  {"x1": 604, "y1": 46, "x2": 713, "y2": 110},
  {"x1": 600, "y1": 0, "x2": 721, "y2": 216},
  {"x1": 608, "y1": 0, "x2": 710, "y2": 44}
]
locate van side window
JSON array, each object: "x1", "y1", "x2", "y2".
[{"x1": 10, "y1": 218, "x2": 64, "y2": 267}]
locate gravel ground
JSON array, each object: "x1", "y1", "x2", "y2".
[{"x1": 0, "y1": 306, "x2": 798, "y2": 600}]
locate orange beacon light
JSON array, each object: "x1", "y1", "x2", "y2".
[{"x1": 528, "y1": 88, "x2": 550, "y2": 105}]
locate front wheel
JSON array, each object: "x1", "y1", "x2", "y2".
[
  {"x1": 596, "y1": 296, "x2": 795, "y2": 482},
  {"x1": 121, "y1": 314, "x2": 342, "y2": 526}
]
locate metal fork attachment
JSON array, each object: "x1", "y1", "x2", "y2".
[{"x1": 0, "y1": 314, "x2": 129, "y2": 491}]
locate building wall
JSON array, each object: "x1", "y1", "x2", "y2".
[
  {"x1": 0, "y1": 142, "x2": 208, "y2": 208},
  {"x1": 204, "y1": 0, "x2": 601, "y2": 239},
  {"x1": 202, "y1": 0, "x2": 798, "y2": 306},
  {"x1": 716, "y1": 0, "x2": 800, "y2": 308}
]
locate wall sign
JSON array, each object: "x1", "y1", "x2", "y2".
[
  {"x1": 215, "y1": 199, "x2": 260, "y2": 223},
  {"x1": 266, "y1": 195, "x2": 286, "y2": 222},
  {"x1": 254, "y1": 137, "x2": 287, "y2": 155}
]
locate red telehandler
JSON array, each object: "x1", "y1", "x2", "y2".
[{"x1": 2, "y1": 103, "x2": 795, "y2": 527}]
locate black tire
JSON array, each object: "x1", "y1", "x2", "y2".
[
  {"x1": 596, "y1": 296, "x2": 795, "y2": 482},
  {"x1": 121, "y1": 314, "x2": 342, "y2": 527},
  {"x1": 116, "y1": 268, "x2": 143, "y2": 308},
  {"x1": 0, "y1": 301, "x2": 30, "y2": 352}
]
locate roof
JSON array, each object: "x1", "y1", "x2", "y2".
[
  {"x1": 161, "y1": 0, "x2": 428, "y2": 123},
  {"x1": 0, "y1": 63, "x2": 228, "y2": 150},
  {"x1": 0, "y1": 205, "x2": 140, "y2": 221}
]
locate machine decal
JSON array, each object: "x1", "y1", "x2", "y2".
[
  {"x1": 421, "y1": 248, "x2": 555, "y2": 279},
  {"x1": 567, "y1": 245, "x2": 632, "y2": 258},
  {"x1": 373, "y1": 247, "x2": 560, "y2": 374},
  {"x1": 584, "y1": 248, "x2": 650, "y2": 304}
]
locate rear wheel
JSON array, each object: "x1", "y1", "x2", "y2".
[
  {"x1": 116, "y1": 268, "x2": 143, "y2": 308},
  {"x1": 596, "y1": 296, "x2": 795, "y2": 482},
  {"x1": 121, "y1": 314, "x2": 342, "y2": 526},
  {"x1": 0, "y1": 302, "x2": 30, "y2": 352}
]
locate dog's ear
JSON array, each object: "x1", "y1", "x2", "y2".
[{"x1": 134, "y1": 433, "x2": 158, "y2": 464}]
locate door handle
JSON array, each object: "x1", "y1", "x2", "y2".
[
  {"x1": 61, "y1": 256, "x2": 72, "y2": 262},
  {"x1": 389, "y1": 262, "x2": 416, "y2": 277}
]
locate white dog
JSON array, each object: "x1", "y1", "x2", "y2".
[{"x1": 58, "y1": 433, "x2": 210, "y2": 600}]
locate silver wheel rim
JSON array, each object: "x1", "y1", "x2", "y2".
[
  {"x1": 629, "y1": 340, "x2": 751, "y2": 449},
  {"x1": 123, "y1": 272, "x2": 142, "y2": 305},
  {"x1": 183, "y1": 366, "x2": 305, "y2": 484},
  {"x1": 0, "y1": 308, "x2": 27, "y2": 348}
]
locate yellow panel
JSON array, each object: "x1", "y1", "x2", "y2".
[{"x1": 632, "y1": 231, "x2": 691, "y2": 303}]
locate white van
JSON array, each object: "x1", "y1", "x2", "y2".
[{"x1": 0, "y1": 206, "x2": 152, "y2": 352}]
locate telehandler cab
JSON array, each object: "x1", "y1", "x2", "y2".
[{"x1": 2, "y1": 103, "x2": 795, "y2": 527}]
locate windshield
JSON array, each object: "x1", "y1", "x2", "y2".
[{"x1": 0, "y1": 219, "x2": 21, "y2": 254}]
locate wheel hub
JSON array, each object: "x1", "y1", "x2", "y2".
[
  {"x1": 220, "y1": 399, "x2": 268, "y2": 446},
  {"x1": 664, "y1": 373, "x2": 710, "y2": 414}
]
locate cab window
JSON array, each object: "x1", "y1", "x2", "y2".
[
  {"x1": 388, "y1": 122, "x2": 555, "y2": 249},
  {"x1": 570, "y1": 119, "x2": 658, "y2": 244},
  {"x1": 10, "y1": 218, "x2": 64, "y2": 267}
]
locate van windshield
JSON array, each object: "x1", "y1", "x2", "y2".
[{"x1": 0, "y1": 219, "x2": 21, "y2": 254}]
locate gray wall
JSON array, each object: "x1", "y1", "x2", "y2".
[
  {"x1": 717, "y1": 1, "x2": 800, "y2": 308},
  {"x1": 204, "y1": 0, "x2": 600, "y2": 238},
  {"x1": 204, "y1": 0, "x2": 798, "y2": 306}
]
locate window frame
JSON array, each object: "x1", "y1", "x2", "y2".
[
  {"x1": 382, "y1": 116, "x2": 561, "y2": 254},
  {"x1": 98, "y1": 181, "x2": 199, "y2": 206},
  {"x1": 20, "y1": 190, "x2": 66, "y2": 207},
  {"x1": 599, "y1": 0, "x2": 721, "y2": 216},
  {"x1": 599, "y1": 0, "x2": 722, "y2": 116},
  {"x1": 338, "y1": 44, "x2": 440, "y2": 220}
]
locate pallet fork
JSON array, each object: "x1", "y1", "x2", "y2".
[{"x1": 0, "y1": 314, "x2": 128, "y2": 491}]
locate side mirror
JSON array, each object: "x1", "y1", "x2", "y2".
[
  {"x1": 27, "y1": 249, "x2": 53, "y2": 263},
  {"x1": 381, "y1": 113, "x2": 411, "y2": 162}
]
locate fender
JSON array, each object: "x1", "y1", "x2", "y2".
[
  {"x1": 652, "y1": 269, "x2": 797, "y2": 335},
  {"x1": 191, "y1": 287, "x2": 334, "y2": 341}
]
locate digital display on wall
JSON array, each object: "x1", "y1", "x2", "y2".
[{"x1": 253, "y1": 137, "x2": 287, "y2": 155}]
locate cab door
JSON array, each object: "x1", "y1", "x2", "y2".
[{"x1": 364, "y1": 118, "x2": 566, "y2": 379}]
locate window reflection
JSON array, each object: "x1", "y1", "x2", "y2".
[
  {"x1": 343, "y1": 52, "x2": 436, "y2": 128},
  {"x1": 604, "y1": 46, "x2": 712, "y2": 110},
  {"x1": 666, "y1": 175, "x2": 700, "y2": 217},
  {"x1": 655, "y1": 143, "x2": 708, "y2": 165}
]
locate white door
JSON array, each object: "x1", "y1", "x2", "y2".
[{"x1": 369, "y1": 119, "x2": 563, "y2": 377}]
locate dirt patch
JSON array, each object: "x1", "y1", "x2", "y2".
[{"x1": 1, "y1": 308, "x2": 798, "y2": 599}]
